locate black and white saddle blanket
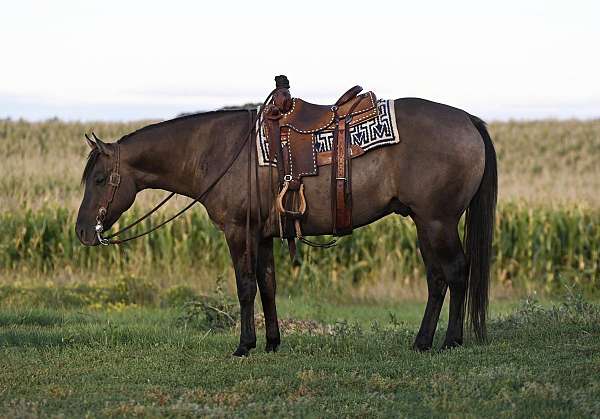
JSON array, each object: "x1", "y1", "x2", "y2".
[{"x1": 256, "y1": 99, "x2": 400, "y2": 166}]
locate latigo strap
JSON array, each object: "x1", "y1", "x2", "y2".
[{"x1": 332, "y1": 117, "x2": 352, "y2": 236}]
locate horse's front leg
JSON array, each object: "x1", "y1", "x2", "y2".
[
  {"x1": 257, "y1": 237, "x2": 280, "y2": 352},
  {"x1": 225, "y1": 225, "x2": 257, "y2": 357}
]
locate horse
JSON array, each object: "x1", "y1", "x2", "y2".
[{"x1": 76, "y1": 97, "x2": 497, "y2": 356}]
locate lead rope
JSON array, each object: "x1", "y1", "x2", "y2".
[
  {"x1": 98, "y1": 87, "x2": 343, "y2": 254},
  {"x1": 104, "y1": 192, "x2": 175, "y2": 239},
  {"x1": 253, "y1": 111, "x2": 264, "y2": 277}
]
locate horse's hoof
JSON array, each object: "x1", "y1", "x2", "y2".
[
  {"x1": 232, "y1": 346, "x2": 251, "y2": 357},
  {"x1": 412, "y1": 335, "x2": 433, "y2": 352},
  {"x1": 412, "y1": 341, "x2": 432, "y2": 352},
  {"x1": 265, "y1": 340, "x2": 280, "y2": 353},
  {"x1": 440, "y1": 339, "x2": 462, "y2": 351}
]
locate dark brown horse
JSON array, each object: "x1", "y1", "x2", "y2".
[{"x1": 76, "y1": 97, "x2": 497, "y2": 356}]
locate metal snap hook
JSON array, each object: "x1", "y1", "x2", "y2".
[
  {"x1": 95, "y1": 220, "x2": 110, "y2": 246},
  {"x1": 94, "y1": 222, "x2": 103, "y2": 233}
]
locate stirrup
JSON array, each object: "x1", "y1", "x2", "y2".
[{"x1": 276, "y1": 182, "x2": 306, "y2": 217}]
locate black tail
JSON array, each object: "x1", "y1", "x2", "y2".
[{"x1": 465, "y1": 115, "x2": 497, "y2": 341}]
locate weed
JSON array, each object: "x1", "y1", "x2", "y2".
[{"x1": 176, "y1": 277, "x2": 238, "y2": 331}]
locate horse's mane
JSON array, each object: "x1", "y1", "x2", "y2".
[
  {"x1": 81, "y1": 109, "x2": 254, "y2": 184},
  {"x1": 118, "y1": 109, "x2": 253, "y2": 143}
]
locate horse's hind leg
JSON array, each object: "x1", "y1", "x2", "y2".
[
  {"x1": 422, "y1": 219, "x2": 467, "y2": 349},
  {"x1": 256, "y1": 238, "x2": 281, "y2": 352},
  {"x1": 413, "y1": 220, "x2": 448, "y2": 351}
]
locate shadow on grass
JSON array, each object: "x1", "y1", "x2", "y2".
[
  {"x1": 0, "y1": 308, "x2": 68, "y2": 327},
  {"x1": 1, "y1": 291, "x2": 598, "y2": 355}
]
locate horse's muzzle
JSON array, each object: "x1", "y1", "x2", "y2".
[{"x1": 75, "y1": 224, "x2": 100, "y2": 246}]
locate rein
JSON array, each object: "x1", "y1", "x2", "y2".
[
  {"x1": 93, "y1": 88, "x2": 336, "y2": 256},
  {"x1": 94, "y1": 109, "x2": 259, "y2": 245}
]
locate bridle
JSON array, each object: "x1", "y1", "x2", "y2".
[
  {"x1": 89, "y1": 106, "x2": 263, "y2": 246},
  {"x1": 89, "y1": 86, "x2": 281, "y2": 247},
  {"x1": 92, "y1": 138, "x2": 127, "y2": 244}
]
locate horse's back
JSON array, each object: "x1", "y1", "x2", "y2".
[
  {"x1": 394, "y1": 97, "x2": 483, "y2": 153},
  {"x1": 288, "y1": 97, "x2": 487, "y2": 234}
]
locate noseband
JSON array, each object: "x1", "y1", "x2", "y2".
[
  {"x1": 94, "y1": 143, "x2": 121, "y2": 245},
  {"x1": 94, "y1": 141, "x2": 176, "y2": 245}
]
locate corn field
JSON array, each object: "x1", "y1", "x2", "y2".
[
  {"x1": 0, "y1": 204, "x2": 598, "y2": 293},
  {"x1": 1, "y1": 118, "x2": 599, "y2": 295}
]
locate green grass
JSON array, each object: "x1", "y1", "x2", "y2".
[{"x1": 1, "y1": 295, "x2": 599, "y2": 418}]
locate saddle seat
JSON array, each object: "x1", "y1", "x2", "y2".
[
  {"x1": 264, "y1": 89, "x2": 378, "y2": 179},
  {"x1": 280, "y1": 90, "x2": 378, "y2": 134}
]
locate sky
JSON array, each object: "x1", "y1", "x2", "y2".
[{"x1": 1, "y1": 0, "x2": 599, "y2": 121}]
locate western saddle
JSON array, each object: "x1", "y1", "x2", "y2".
[{"x1": 263, "y1": 75, "x2": 379, "y2": 250}]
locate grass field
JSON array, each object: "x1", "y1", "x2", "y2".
[
  {"x1": 2, "y1": 118, "x2": 600, "y2": 211},
  {"x1": 1, "y1": 294, "x2": 599, "y2": 417}
]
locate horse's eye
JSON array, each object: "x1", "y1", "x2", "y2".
[{"x1": 95, "y1": 174, "x2": 106, "y2": 185}]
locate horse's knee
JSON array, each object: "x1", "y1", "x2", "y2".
[
  {"x1": 237, "y1": 279, "x2": 257, "y2": 305},
  {"x1": 238, "y1": 292, "x2": 256, "y2": 305},
  {"x1": 257, "y1": 276, "x2": 276, "y2": 300}
]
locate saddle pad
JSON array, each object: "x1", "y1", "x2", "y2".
[{"x1": 257, "y1": 99, "x2": 401, "y2": 167}]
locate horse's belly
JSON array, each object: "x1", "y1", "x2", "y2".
[{"x1": 299, "y1": 145, "x2": 402, "y2": 236}]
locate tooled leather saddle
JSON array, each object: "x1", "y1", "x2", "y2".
[{"x1": 263, "y1": 75, "x2": 379, "y2": 247}]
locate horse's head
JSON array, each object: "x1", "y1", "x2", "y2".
[{"x1": 75, "y1": 133, "x2": 137, "y2": 246}]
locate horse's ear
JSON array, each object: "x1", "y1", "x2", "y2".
[
  {"x1": 92, "y1": 132, "x2": 113, "y2": 156},
  {"x1": 84, "y1": 133, "x2": 97, "y2": 150}
]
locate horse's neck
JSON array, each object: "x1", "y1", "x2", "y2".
[
  {"x1": 122, "y1": 125, "x2": 204, "y2": 197},
  {"x1": 123, "y1": 112, "x2": 250, "y2": 200}
]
